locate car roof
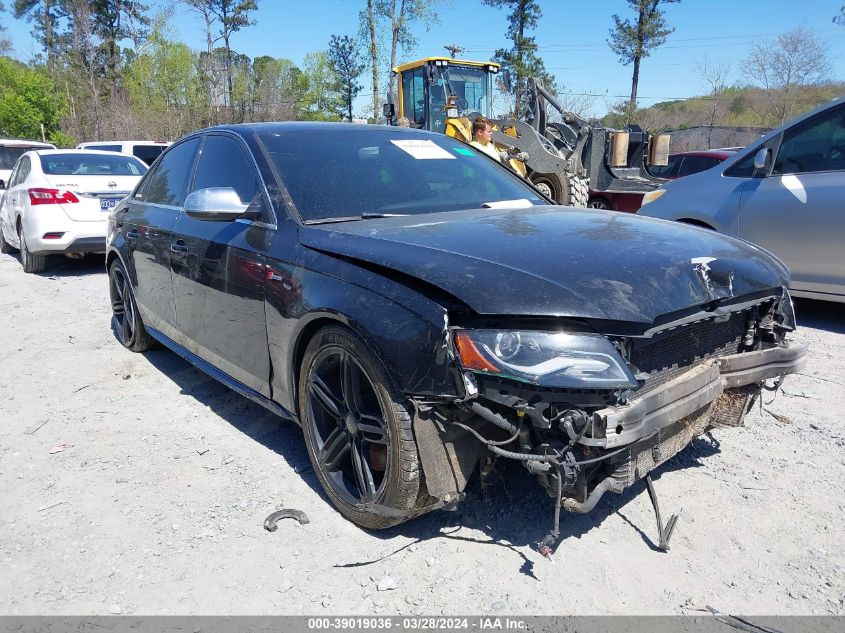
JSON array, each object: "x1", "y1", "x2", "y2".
[
  {"x1": 0, "y1": 138, "x2": 55, "y2": 147},
  {"x1": 32, "y1": 149, "x2": 142, "y2": 156},
  {"x1": 78, "y1": 140, "x2": 170, "y2": 145},
  {"x1": 202, "y1": 121, "x2": 428, "y2": 135},
  {"x1": 670, "y1": 149, "x2": 736, "y2": 159}
]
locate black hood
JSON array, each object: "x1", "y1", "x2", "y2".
[{"x1": 299, "y1": 207, "x2": 789, "y2": 324}]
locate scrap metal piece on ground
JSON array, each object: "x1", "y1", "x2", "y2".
[
  {"x1": 264, "y1": 508, "x2": 310, "y2": 532},
  {"x1": 645, "y1": 474, "x2": 680, "y2": 552}
]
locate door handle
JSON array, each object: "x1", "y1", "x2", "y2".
[
  {"x1": 126, "y1": 230, "x2": 139, "y2": 241},
  {"x1": 169, "y1": 242, "x2": 188, "y2": 254}
]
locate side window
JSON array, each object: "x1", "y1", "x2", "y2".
[
  {"x1": 649, "y1": 155, "x2": 679, "y2": 178},
  {"x1": 133, "y1": 145, "x2": 165, "y2": 166},
  {"x1": 724, "y1": 151, "x2": 757, "y2": 178},
  {"x1": 773, "y1": 106, "x2": 845, "y2": 175},
  {"x1": 5, "y1": 163, "x2": 20, "y2": 188},
  {"x1": 191, "y1": 135, "x2": 264, "y2": 208},
  {"x1": 141, "y1": 138, "x2": 200, "y2": 206},
  {"x1": 677, "y1": 155, "x2": 720, "y2": 177},
  {"x1": 402, "y1": 69, "x2": 426, "y2": 128},
  {"x1": 15, "y1": 156, "x2": 31, "y2": 184}
]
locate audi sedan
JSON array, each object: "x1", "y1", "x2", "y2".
[
  {"x1": 106, "y1": 123, "x2": 805, "y2": 544},
  {"x1": 0, "y1": 150, "x2": 147, "y2": 272}
]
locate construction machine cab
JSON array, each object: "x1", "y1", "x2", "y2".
[{"x1": 388, "y1": 58, "x2": 500, "y2": 132}]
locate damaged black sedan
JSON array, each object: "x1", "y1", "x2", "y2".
[{"x1": 106, "y1": 123, "x2": 805, "y2": 549}]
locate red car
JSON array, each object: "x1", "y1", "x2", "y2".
[{"x1": 587, "y1": 149, "x2": 737, "y2": 212}]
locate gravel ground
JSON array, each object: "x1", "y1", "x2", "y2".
[{"x1": 0, "y1": 253, "x2": 843, "y2": 616}]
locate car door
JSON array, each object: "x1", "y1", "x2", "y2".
[
  {"x1": 170, "y1": 133, "x2": 274, "y2": 397},
  {"x1": 121, "y1": 137, "x2": 200, "y2": 339},
  {"x1": 0, "y1": 158, "x2": 22, "y2": 243},
  {"x1": 737, "y1": 104, "x2": 845, "y2": 298},
  {"x1": 6, "y1": 156, "x2": 32, "y2": 244}
]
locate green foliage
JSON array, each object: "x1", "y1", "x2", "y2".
[
  {"x1": 328, "y1": 34, "x2": 365, "y2": 121},
  {"x1": 483, "y1": 0, "x2": 554, "y2": 116},
  {"x1": 607, "y1": 0, "x2": 679, "y2": 65},
  {"x1": 299, "y1": 51, "x2": 343, "y2": 122},
  {"x1": 0, "y1": 57, "x2": 68, "y2": 141}
]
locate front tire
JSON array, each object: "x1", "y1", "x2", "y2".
[
  {"x1": 298, "y1": 326, "x2": 429, "y2": 529},
  {"x1": 0, "y1": 226, "x2": 15, "y2": 254},
  {"x1": 530, "y1": 171, "x2": 588, "y2": 207},
  {"x1": 109, "y1": 259, "x2": 154, "y2": 352}
]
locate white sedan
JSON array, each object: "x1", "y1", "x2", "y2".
[{"x1": 0, "y1": 149, "x2": 147, "y2": 273}]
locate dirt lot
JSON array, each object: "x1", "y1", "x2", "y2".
[{"x1": 0, "y1": 252, "x2": 843, "y2": 616}]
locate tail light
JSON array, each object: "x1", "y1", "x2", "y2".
[{"x1": 28, "y1": 188, "x2": 79, "y2": 205}]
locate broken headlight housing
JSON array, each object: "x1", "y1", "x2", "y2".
[{"x1": 453, "y1": 329, "x2": 637, "y2": 390}]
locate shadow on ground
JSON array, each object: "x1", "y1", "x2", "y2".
[
  {"x1": 26, "y1": 253, "x2": 107, "y2": 278},
  {"x1": 130, "y1": 339, "x2": 725, "y2": 577},
  {"x1": 794, "y1": 298, "x2": 845, "y2": 334}
]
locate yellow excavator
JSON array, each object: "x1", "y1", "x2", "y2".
[{"x1": 383, "y1": 56, "x2": 670, "y2": 208}]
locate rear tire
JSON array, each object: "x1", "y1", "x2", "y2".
[
  {"x1": 19, "y1": 229, "x2": 48, "y2": 273},
  {"x1": 109, "y1": 259, "x2": 154, "y2": 352},
  {"x1": 298, "y1": 325, "x2": 429, "y2": 529}
]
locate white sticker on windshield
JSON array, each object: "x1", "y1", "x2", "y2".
[{"x1": 390, "y1": 139, "x2": 456, "y2": 160}]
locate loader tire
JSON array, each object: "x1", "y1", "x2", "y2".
[
  {"x1": 567, "y1": 173, "x2": 589, "y2": 208},
  {"x1": 530, "y1": 171, "x2": 588, "y2": 208}
]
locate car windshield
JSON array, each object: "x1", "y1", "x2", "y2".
[
  {"x1": 39, "y1": 153, "x2": 148, "y2": 176},
  {"x1": 258, "y1": 129, "x2": 546, "y2": 222}
]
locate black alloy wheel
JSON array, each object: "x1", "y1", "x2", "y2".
[
  {"x1": 109, "y1": 260, "x2": 153, "y2": 352},
  {"x1": 299, "y1": 326, "x2": 428, "y2": 529},
  {"x1": 588, "y1": 197, "x2": 612, "y2": 210}
]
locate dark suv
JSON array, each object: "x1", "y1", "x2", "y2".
[{"x1": 107, "y1": 123, "x2": 804, "y2": 545}]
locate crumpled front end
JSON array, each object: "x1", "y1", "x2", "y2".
[{"x1": 412, "y1": 289, "x2": 805, "y2": 550}]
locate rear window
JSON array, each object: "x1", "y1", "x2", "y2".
[
  {"x1": 40, "y1": 153, "x2": 148, "y2": 176},
  {"x1": 259, "y1": 129, "x2": 546, "y2": 222},
  {"x1": 1, "y1": 146, "x2": 49, "y2": 170},
  {"x1": 132, "y1": 145, "x2": 166, "y2": 165}
]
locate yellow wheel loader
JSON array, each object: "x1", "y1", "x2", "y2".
[{"x1": 383, "y1": 57, "x2": 670, "y2": 208}]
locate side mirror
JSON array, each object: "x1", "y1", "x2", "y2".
[
  {"x1": 184, "y1": 187, "x2": 249, "y2": 222},
  {"x1": 753, "y1": 148, "x2": 771, "y2": 175},
  {"x1": 382, "y1": 103, "x2": 395, "y2": 119}
]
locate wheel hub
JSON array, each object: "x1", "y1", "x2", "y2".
[{"x1": 344, "y1": 412, "x2": 359, "y2": 435}]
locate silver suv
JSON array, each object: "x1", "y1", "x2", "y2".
[{"x1": 639, "y1": 95, "x2": 845, "y2": 303}]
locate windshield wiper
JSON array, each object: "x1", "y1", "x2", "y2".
[
  {"x1": 481, "y1": 199, "x2": 534, "y2": 209},
  {"x1": 304, "y1": 213, "x2": 408, "y2": 225}
]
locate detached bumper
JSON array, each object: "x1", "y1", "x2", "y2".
[{"x1": 591, "y1": 343, "x2": 807, "y2": 449}]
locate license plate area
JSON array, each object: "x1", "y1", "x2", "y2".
[{"x1": 100, "y1": 197, "x2": 122, "y2": 211}]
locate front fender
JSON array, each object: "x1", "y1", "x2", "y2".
[{"x1": 264, "y1": 257, "x2": 458, "y2": 417}]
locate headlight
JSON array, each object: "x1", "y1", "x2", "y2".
[
  {"x1": 640, "y1": 188, "x2": 666, "y2": 206},
  {"x1": 453, "y1": 329, "x2": 637, "y2": 389}
]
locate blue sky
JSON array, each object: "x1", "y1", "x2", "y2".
[{"x1": 5, "y1": 0, "x2": 845, "y2": 117}]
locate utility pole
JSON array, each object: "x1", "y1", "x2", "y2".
[{"x1": 444, "y1": 44, "x2": 465, "y2": 58}]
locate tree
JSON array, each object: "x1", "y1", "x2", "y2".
[
  {"x1": 694, "y1": 53, "x2": 731, "y2": 148},
  {"x1": 483, "y1": 0, "x2": 554, "y2": 117},
  {"x1": 328, "y1": 35, "x2": 364, "y2": 121},
  {"x1": 90, "y1": 0, "x2": 150, "y2": 97},
  {"x1": 299, "y1": 51, "x2": 343, "y2": 121},
  {"x1": 186, "y1": 0, "x2": 257, "y2": 122},
  {"x1": 0, "y1": 2, "x2": 11, "y2": 54},
  {"x1": 607, "y1": 0, "x2": 680, "y2": 111},
  {"x1": 361, "y1": 0, "x2": 380, "y2": 121},
  {"x1": 13, "y1": 0, "x2": 68, "y2": 70},
  {"x1": 835, "y1": 6, "x2": 844, "y2": 26},
  {"x1": 125, "y1": 24, "x2": 205, "y2": 138},
  {"x1": 375, "y1": 0, "x2": 441, "y2": 98},
  {"x1": 0, "y1": 57, "x2": 70, "y2": 144},
  {"x1": 742, "y1": 27, "x2": 831, "y2": 124}
]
